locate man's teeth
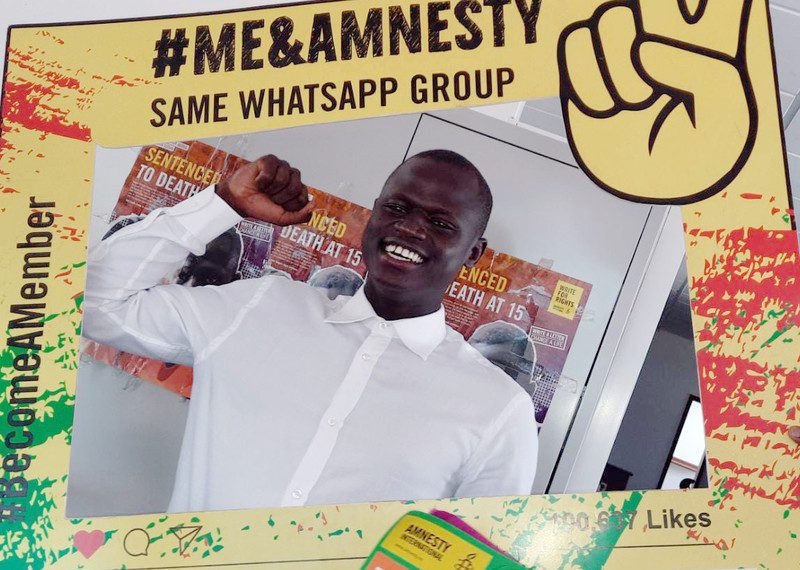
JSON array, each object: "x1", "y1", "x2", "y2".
[{"x1": 384, "y1": 243, "x2": 423, "y2": 264}]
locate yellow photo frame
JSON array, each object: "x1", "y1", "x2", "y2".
[{"x1": 1, "y1": 0, "x2": 797, "y2": 568}]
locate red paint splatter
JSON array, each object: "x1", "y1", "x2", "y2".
[
  {"x1": 692, "y1": 227, "x2": 800, "y2": 509},
  {"x1": 35, "y1": 30, "x2": 65, "y2": 45},
  {"x1": 684, "y1": 529, "x2": 736, "y2": 551},
  {"x1": 740, "y1": 193, "x2": 763, "y2": 200},
  {"x1": 110, "y1": 75, "x2": 136, "y2": 87},
  {"x1": 2, "y1": 44, "x2": 152, "y2": 144},
  {"x1": 742, "y1": 435, "x2": 762, "y2": 448},
  {"x1": 2, "y1": 80, "x2": 91, "y2": 141}
]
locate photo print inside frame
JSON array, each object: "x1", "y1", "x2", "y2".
[{"x1": 66, "y1": 105, "x2": 701, "y2": 518}]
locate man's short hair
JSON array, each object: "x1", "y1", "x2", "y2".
[{"x1": 399, "y1": 149, "x2": 493, "y2": 236}]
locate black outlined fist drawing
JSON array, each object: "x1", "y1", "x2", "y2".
[{"x1": 558, "y1": 0, "x2": 757, "y2": 204}]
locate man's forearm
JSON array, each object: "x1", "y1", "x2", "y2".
[{"x1": 81, "y1": 187, "x2": 242, "y2": 361}]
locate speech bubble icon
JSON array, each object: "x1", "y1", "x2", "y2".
[{"x1": 123, "y1": 528, "x2": 150, "y2": 557}]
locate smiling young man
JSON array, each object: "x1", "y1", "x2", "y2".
[{"x1": 83, "y1": 150, "x2": 539, "y2": 513}]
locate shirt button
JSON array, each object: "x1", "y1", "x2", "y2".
[
  {"x1": 361, "y1": 353, "x2": 371, "y2": 361},
  {"x1": 327, "y1": 417, "x2": 337, "y2": 427},
  {"x1": 379, "y1": 322, "x2": 388, "y2": 329},
  {"x1": 292, "y1": 489, "x2": 303, "y2": 499}
]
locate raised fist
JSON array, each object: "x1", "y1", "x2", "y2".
[
  {"x1": 216, "y1": 154, "x2": 314, "y2": 225},
  {"x1": 558, "y1": 0, "x2": 757, "y2": 204}
]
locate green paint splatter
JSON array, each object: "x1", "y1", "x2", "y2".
[
  {"x1": 573, "y1": 491, "x2": 643, "y2": 570},
  {"x1": 0, "y1": 478, "x2": 59, "y2": 568},
  {"x1": 508, "y1": 530, "x2": 534, "y2": 562},
  {"x1": 328, "y1": 528, "x2": 347, "y2": 537},
  {"x1": 761, "y1": 327, "x2": 790, "y2": 347},
  {"x1": 503, "y1": 497, "x2": 529, "y2": 518}
]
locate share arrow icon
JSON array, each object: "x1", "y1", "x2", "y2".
[{"x1": 169, "y1": 525, "x2": 202, "y2": 555}]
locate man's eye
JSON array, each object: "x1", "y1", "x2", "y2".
[
  {"x1": 432, "y1": 219, "x2": 454, "y2": 230},
  {"x1": 384, "y1": 203, "x2": 407, "y2": 213}
]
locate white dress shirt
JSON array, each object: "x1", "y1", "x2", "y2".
[{"x1": 83, "y1": 188, "x2": 539, "y2": 512}]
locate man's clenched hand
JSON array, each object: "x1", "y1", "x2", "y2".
[{"x1": 216, "y1": 154, "x2": 314, "y2": 226}]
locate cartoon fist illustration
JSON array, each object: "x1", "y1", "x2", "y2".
[{"x1": 558, "y1": 0, "x2": 757, "y2": 204}]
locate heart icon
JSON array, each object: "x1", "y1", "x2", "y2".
[{"x1": 74, "y1": 530, "x2": 106, "y2": 559}]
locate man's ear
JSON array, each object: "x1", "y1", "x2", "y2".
[{"x1": 464, "y1": 237, "x2": 488, "y2": 268}]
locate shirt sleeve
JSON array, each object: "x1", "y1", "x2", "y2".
[
  {"x1": 453, "y1": 392, "x2": 539, "y2": 498},
  {"x1": 82, "y1": 187, "x2": 243, "y2": 365}
]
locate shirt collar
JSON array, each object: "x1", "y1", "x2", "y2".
[{"x1": 324, "y1": 286, "x2": 447, "y2": 360}]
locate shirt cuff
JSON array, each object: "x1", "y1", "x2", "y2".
[{"x1": 169, "y1": 185, "x2": 243, "y2": 244}]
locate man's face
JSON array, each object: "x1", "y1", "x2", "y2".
[{"x1": 361, "y1": 157, "x2": 487, "y2": 307}]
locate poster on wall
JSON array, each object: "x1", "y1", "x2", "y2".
[{"x1": 84, "y1": 140, "x2": 591, "y2": 421}]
